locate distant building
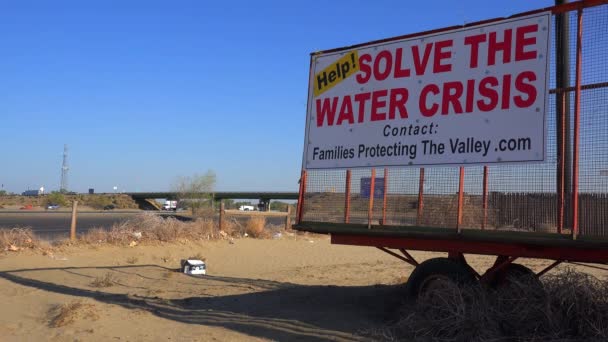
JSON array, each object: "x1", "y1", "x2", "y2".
[{"x1": 22, "y1": 189, "x2": 43, "y2": 196}]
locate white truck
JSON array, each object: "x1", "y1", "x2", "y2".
[
  {"x1": 162, "y1": 200, "x2": 178, "y2": 211},
  {"x1": 239, "y1": 205, "x2": 255, "y2": 211}
]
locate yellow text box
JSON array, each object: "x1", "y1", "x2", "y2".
[{"x1": 313, "y1": 50, "x2": 359, "y2": 97}]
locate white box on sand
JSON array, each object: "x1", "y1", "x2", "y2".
[{"x1": 180, "y1": 259, "x2": 206, "y2": 275}]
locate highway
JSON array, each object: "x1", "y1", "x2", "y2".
[
  {"x1": 0, "y1": 211, "x2": 290, "y2": 241},
  {"x1": 0, "y1": 211, "x2": 142, "y2": 240}
]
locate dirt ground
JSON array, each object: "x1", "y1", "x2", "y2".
[{"x1": 0, "y1": 235, "x2": 606, "y2": 342}]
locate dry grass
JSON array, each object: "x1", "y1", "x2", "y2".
[
  {"x1": 48, "y1": 301, "x2": 98, "y2": 328},
  {"x1": 372, "y1": 269, "x2": 608, "y2": 341},
  {"x1": 220, "y1": 218, "x2": 242, "y2": 237},
  {"x1": 0, "y1": 227, "x2": 49, "y2": 252},
  {"x1": 245, "y1": 217, "x2": 270, "y2": 238},
  {"x1": 192, "y1": 207, "x2": 215, "y2": 219},
  {"x1": 0, "y1": 194, "x2": 138, "y2": 209},
  {"x1": 79, "y1": 227, "x2": 108, "y2": 244},
  {"x1": 89, "y1": 273, "x2": 115, "y2": 288},
  {"x1": 79, "y1": 213, "x2": 221, "y2": 245},
  {"x1": 2, "y1": 211, "x2": 277, "y2": 253}
]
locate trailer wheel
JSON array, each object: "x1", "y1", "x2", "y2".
[
  {"x1": 490, "y1": 264, "x2": 546, "y2": 334},
  {"x1": 490, "y1": 263, "x2": 545, "y2": 308},
  {"x1": 490, "y1": 263, "x2": 543, "y2": 291},
  {"x1": 406, "y1": 258, "x2": 477, "y2": 299}
]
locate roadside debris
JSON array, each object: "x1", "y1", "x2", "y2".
[{"x1": 180, "y1": 259, "x2": 206, "y2": 275}]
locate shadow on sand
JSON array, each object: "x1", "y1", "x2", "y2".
[
  {"x1": 0, "y1": 264, "x2": 405, "y2": 341},
  {"x1": 157, "y1": 213, "x2": 194, "y2": 222}
]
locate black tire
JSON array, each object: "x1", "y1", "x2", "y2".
[
  {"x1": 406, "y1": 257, "x2": 477, "y2": 299},
  {"x1": 489, "y1": 263, "x2": 546, "y2": 336},
  {"x1": 490, "y1": 263, "x2": 542, "y2": 289}
]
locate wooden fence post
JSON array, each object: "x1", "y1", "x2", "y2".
[
  {"x1": 482, "y1": 166, "x2": 488, "y2": 230},
  {"x1": 382, "y1": 168, "x2": 388, "y2": 225},
  {"x1": 285, "y1": 206, "x2": 292, "y2": 230},
  {"x1": 70, "y1": 200, "x2": 78, "y2": 241},
  {"x1": 368, "y1": 168, "x2": 376, "y2": 229},
  {"x1": 417, "y1": 168, "x2": 425, "y2": 225},
  {"x1": 297, "y1": 170, "x2": 307, "y2": 224},
  {"x1": 344, "y1": 170, "x2": 351, "y2": 224},
  {"x1": 457, "y1": 167, "x2": 465, "y2": 233},
  {"x1": 219, "y1": 201, "x2": 225, "y2": 231}
]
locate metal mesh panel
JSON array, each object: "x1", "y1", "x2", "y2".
[
  {"x1": 302, "y1": 169, "x2": 345, "y2": 223},
  {"x1": 482, "y1": 88, "x2": 560, "y2": 232},
  {"x1": 578, "y1": 86, "x2": 608, "y2": 235},
  {"x1": 461, "y1": 166, "x2": 484, "y2": 229},
  {"x1": 300, "y1": 5, "x2": 608, "y2": 239},
  {"x1": 580, "y1": 5, "x2": 608, "y2": 86},
  {"x1": 349, "y1": 168, "x2": 373, "y2": 224},
  {"x1": 384, "y1": 168, "x2": 420, "y2": 226},
  {"x1": 577, "y1": 5, "x2": 608, "y2": 237},
  {"x1": 418, "y1": 167, "x2": 460, "y2": 228}
]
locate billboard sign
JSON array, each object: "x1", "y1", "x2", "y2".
[
  {"x1": 360, "y1": 177, "x2": 385, "y2": 199},
  {"x1": 303, "y1": 13, "x2": 550, "y2": 169}
]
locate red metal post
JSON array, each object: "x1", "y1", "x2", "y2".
[
  {"x1": 382, "y1": 168, "x2": 388, "y2": 225},
  {"x1": 368, "y1": 168, "x2": 376, "y2": 229},
  {"x1": 344, "y1": 170, "x2": 351, "y2": 224},
  {"x1": 417, "y1": 168, "x2": 425, "y2": 225},
  {"x1": 482, "y1": 166, "x2": 488, "y2": 230},
  {"x1": 457, "y1": 167, "x2": 465, "y2": 233},
  {"x1": 398, "y1": 248, "x2": 419, "y2": 266},
  {"x1": 377, "y1": 247, "x2": 418, "y2": 267},
  {"x1": 296, "y1": 170, "x2": 307, "y2": 224},
  {"x1": 550, "y1": 0, "x2": 607, "y2": 15},
  {"x1": 572, "y1": 8, "x2": 583, "y2": 240}
]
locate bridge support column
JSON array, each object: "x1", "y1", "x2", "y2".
[{"x1": 258, "y1": 199, "x2": 271, "y2": 211}]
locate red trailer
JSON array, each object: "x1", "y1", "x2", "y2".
[{"x1": 295, "y1": 0, "x2": 608, "y2": 297}]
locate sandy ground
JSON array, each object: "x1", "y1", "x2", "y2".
[{"x1": 0, "y1": 235, "x2": 606, "y2": 342}]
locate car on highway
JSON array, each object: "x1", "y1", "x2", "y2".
[
  {"x1": 103, "y1": 204, "x2": 115, "y2": 210},
  {"x1": 46, "y1": 204, "x2": 60, "y2": 210}
]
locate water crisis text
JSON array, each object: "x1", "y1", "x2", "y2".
[{"x1": 315, "y1": 24, "x2": 539, "y2": 127}]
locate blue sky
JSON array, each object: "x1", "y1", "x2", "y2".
[{"x1": 0, "y1": 0, "x2": 554, "y2": 193}]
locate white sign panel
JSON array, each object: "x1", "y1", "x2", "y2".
[{"x1": 303, "y1": 13, "x2": 550, "y2": 169}]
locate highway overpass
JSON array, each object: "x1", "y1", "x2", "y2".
[{"x1": 125, "y1": 192, "x2": 299, "y2": 210}]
